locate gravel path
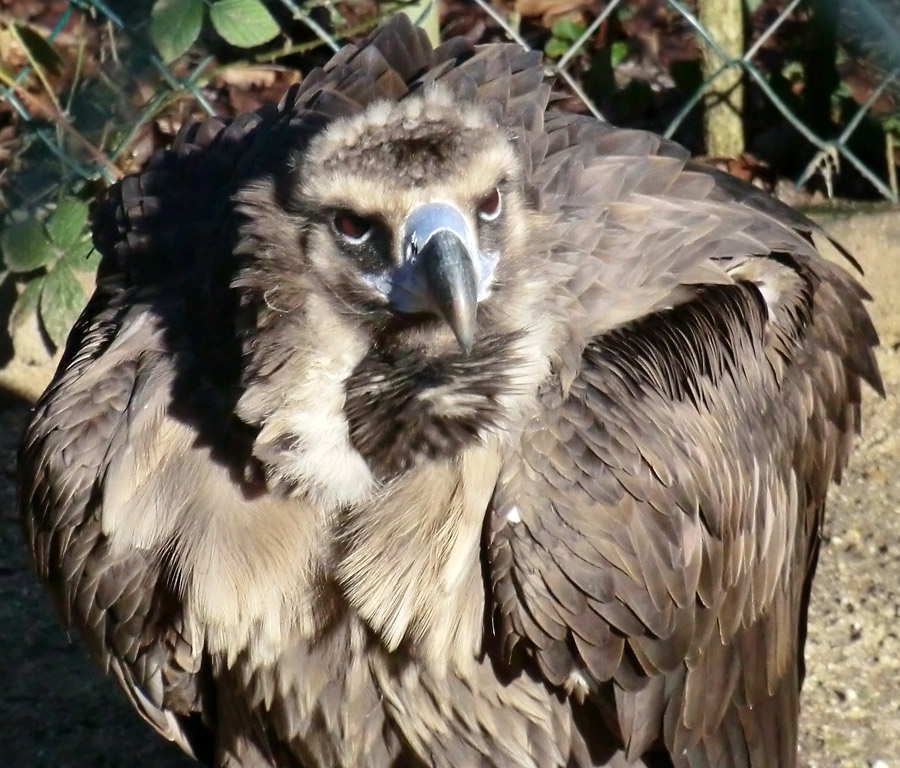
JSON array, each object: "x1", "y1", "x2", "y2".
[
  {"x1": 0, "y1": 209, "x2": 897, "y2": 767},
  {"x1": 797, "y1": 209, "x2": 900, "y2": 767},
  {"x1": 798, "y1": 344, "x2": 900, "y2": 766}
]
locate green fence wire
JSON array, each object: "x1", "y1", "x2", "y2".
[{"x1": 2, "y1": 0, "x2": 899, "y2": 203}]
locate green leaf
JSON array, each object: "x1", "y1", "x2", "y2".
[
  {"x1": 15, "y1": 24, "x2": 64, "y2": 76},
  {"x1": 9, "y1": 276, "x2": 44, "y2": 331},
  {"x1": 544, "y1": 38, "x2": 568, "y2": 59},
  {"x1": 210, "y1": 0, "x2": 280, "y2": 48},
  {"x1": 1, "y1": 218, "x2": 56, "y2": 272},
  {"x1": 151, "y1": 0, "x2": 205, "y2": 62},
  {"x1": 781, "y1": 60, "x2": 804, "y2": 80},
  {"x1": 46, "y1": 198, "x2": 89, "y2": 248},
  {"x1": 549, "y1": 18, "x2": 585, "y2": 44},
  {"x1": 62, "y1": 238, "x2": 102, "y2": 272},
  {"x1": 744, "y1": 0, "x2": 764, "y2": 12},
  {"x1": 610, "y1": 40, "x2": 629, "y2": 68},
  {"x1": 40, "y1": 262, "x2": 86, "y2": 347}
]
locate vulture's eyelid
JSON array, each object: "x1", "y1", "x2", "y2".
[
  {"x1": 477, "y1": 187, "x2": 502, "y2": 222},
  {"x1": 330, "y1": 210, "x2": 386, "y2": 247}
]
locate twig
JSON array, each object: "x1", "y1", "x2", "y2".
[
  {"x1": 7, "y1": 21, "x2": 62, "y2": 114},
  {"x1": 887, "y1": 130, "x2": 898, "y2": 201},
  {"x1": 0, "y1": 72, "x2": 123, "y2": 180},
  {"x1": 107, "y1": 20, "x2": 120, "y2": 66},
  {"x1": 65, "y1": 15, "x2": 88, "y2": 114},
  {"x1": 252, "y1": 17, "x2": 381, "y2": 64},
  {"x1": 253, "y1": 0, "x2": 430, "y2": 64},
  {"x1": 0, "y1": 12, "x2": 81, "y2": 47}
]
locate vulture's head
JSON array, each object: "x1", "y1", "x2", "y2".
[{"x1": 230, "y1": 88, "x2": 555, "y2": 499}]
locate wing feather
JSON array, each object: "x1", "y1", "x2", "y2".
[
  {"x1": 19, "y1": 288, "x2": 214, "y2": 760},
  {"x1": 488, "y1": 117, "x2": 880, "y2": 765}
]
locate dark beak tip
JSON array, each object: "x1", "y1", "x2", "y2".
[
  {"x1": 455, "y1": 327, "x2": 475, "y2": 355},
  {"x1": 419, "y1": 230, "x2": 479, "y2": 354}
]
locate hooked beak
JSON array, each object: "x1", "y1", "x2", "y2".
[
  {"x1": 416, "y1": 230, "x2": 477, "y2": 353},
  {"x1": 391, "y1": 202, "x2": 479, "y2": 353}
]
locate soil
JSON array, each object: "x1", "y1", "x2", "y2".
[{"x1": 0, "y1": 210, "x2": 898, "y2": 766}]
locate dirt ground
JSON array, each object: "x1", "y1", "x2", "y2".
[
  {"x1": 795, "y1": 208, "x2": 900, "y2": 767},
  {"x1": 0, "y1": 208, "x2": 897, "y2": 767}
]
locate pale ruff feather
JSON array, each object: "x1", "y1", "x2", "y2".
[{"x1": 261, "y1": 293, "x2": 376, "y2": 508}]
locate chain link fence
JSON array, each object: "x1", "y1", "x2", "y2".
[
  {"x1": 485, "y1": 0, "x2": 900, "y2": 200},
  {"x1": 1, "y1": 0, "x2": 898, "y2": 209}
]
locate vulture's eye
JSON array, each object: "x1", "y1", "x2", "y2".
[
  {"x1": 477, "y1": 188, "x2": 502, "y2": 221},
  {"x1": 333, "y1": 212, "x2": 373, "y2": 244}
]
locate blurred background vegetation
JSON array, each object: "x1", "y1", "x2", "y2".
[{"x1": 0, "y1": 0, "x2": 899, "y2": 373}]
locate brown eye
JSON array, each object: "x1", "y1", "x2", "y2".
[
  {"x1": 477, "y1": 187, "x2": 502, "y2": 221},
  {"x1": 333, "y1": 212, "x2": 372, "y2": 243}
]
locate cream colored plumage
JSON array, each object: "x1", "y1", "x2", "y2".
[{"x1": 19, "y1": 15, "x2": 881, "y2": 768}]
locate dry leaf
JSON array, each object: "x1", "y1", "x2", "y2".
[{"x1": 514, "y1": 0, "x2": 590, "y2": 26}]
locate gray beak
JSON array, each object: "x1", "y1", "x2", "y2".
[
  {"x1": 391, "y1": 202, "x2": 479, "y2": 354},
  {"x1": 416, "y1": 230, "x2": 477, "y2": 353}
]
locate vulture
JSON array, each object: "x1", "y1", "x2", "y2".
[{"x1": 19, "y1": 14, "x2": 882, "y2": 768}]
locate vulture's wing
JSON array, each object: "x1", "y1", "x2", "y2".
[
  {"x1": 17, "y1": 15, "x2": 555, "y2": 761},
  {"x1": 487, "y1": 118, "x2": 882, "y2": 766},
  {"x1": 15, "y1": 107, "x2": 270, "y2": 759},
  {"x1": 18, "y1": 289, "x2": 214, "y2": 757}
]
